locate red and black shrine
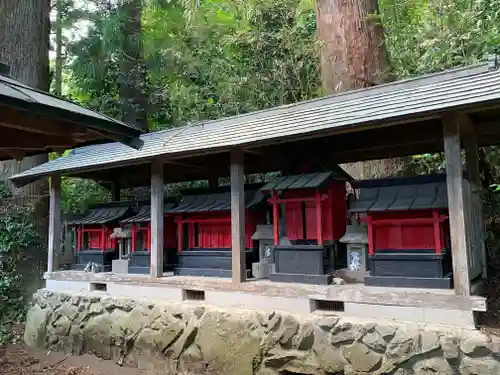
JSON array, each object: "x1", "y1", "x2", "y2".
[
  {"x1": 261, "y1": 171, "x2": 349, "y2": 285},
  {"x1": 70, "y1": 203, "x2": 132, "y2": 271},
  {"x1": 170, "y1": 185, "x2": 268, "y2": 278},
  {"x1": 349, "y1": 175, "x2": 452, "y2": 289},
  {"x1": 119, "y1": 202, "x2": 178, "y2": 274}
]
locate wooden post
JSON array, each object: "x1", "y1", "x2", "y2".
[
  {"x1": 272, "y1": 192, "x2": 279, "y2": 246},
  {"x1": 150, "y1": 160, "x2": 164, "y2": 277},
  {"x1": 111, "y1": 182, "x2": 121, "y2": 201},
  {"x1": 443, "y1": 115, "x2": 471, "y2": 296},
  {"x1": 462, "y1": 117, "x2": 487, "y2": 279},
  {"x1": 48, "y1": 174, "x2": 61, "y2": 273},
  {"x1": 231, "y1": 148, "x2": 246, "y2": 284},
  {"x1": 208, "y1": 176, "x2": 219, "y2": 188},
  {"x1": 315, "y1": 192, "x2": 323, "y2": 245}
]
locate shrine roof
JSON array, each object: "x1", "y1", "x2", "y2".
[
  {"x1": 349, "y1": 175, "x2": 449, "y2": 212},
  {"x1": 167, "y1": 188, "x2": 265, "y2": 214},
  {"x1": 261, "y1": 170, "x2": 347, "y2": 192},
  {"x1": 121, "y1": 203, "x2": 176, "y2": 223},
  {"x1": 68, "y1": 205, "x2": 131, "y2": 225}
]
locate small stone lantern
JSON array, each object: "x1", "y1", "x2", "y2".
[
  {"x1": 251, "y1": 224, "x2": 275, "y2": 279},
  {"x1": 110, "y1": 227, "x2": 132, "y2": 273},
  {"x1": 339, "y1": 223, "x2": 369, "y2": 282}
]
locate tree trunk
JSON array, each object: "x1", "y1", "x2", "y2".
[
  {"x1": 118, "y1": 0, "x2": 148, "y2": 131},
  {"x1": 0, "y1": 0, "x2": 51, "y2": 292},
  {"x1": 316, "y1": 0, "x2": 407, "y2": 179},
  {"x1": 55, "y1": 0, "x2": 63, "y2": 96}
]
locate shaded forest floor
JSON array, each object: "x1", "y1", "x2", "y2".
[
  {"x1": 0, "y1": 325, "x2": 157, "y2": 375},
  {"x1": 0, "y1": 344, "x2": 148, "y2": 375}
]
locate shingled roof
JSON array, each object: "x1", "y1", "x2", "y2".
[
  {"x1": 0, "y1": 71, "x2": 143, "y2": 160},
  {"x1": 10, "y1": 58, "x2": 500, "y2": 187},
  {"x1": 121, "y1": 203, "x2": 176, "y2": 223},
  {"x1": 68, "y1": 206, "x2": 130, "y2": 225},
  {"x1": 349, "y1": 175, "x2": 449, "y2": 212},
  {"x1": 261, "y1": 171, "x2": 349, "y2": 191},
  {"x1": 167, "y1": 189, "x2": 265, "y2": 213}
]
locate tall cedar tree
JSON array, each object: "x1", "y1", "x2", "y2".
[
  {"x1": 118, "y1": 0, "x2": 148, "y2": 131},
  {"x1": 316, "y1": 0, "x2": 406, "y2": 178},
  {"x1": 0, "y1": 0, "x2": 51, "y2": 290}
]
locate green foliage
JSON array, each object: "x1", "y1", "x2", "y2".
[
  {"x1": 0, "y1": 184, "x2": 40, "y2": 344},
  {"x1": 61, "y1": 178, "x2": 110, "y2": 214}
]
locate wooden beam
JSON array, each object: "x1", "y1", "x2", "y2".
[
  {"x1": 48, "y1": 174, "x2": 61, "y2": 273},
  {"x1": 230, "y1": 148, "x2": 246, "y2": 284},
  {"x1": 0, "y1": 106, "x2": 88, "y2": 136},
  {"x1": 162, "y1": 159, "x2": 204, "y2": 170},
  {"x1": 150, "y1": 160, "x2": 164, "y2": 278},
  {"x1": 443, "y1": 114, "x2": 471, "y2": 296},
  {"x1": 0, "y1": 126, "x2": 76, "y2": 150}
]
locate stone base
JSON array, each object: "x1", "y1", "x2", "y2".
[
  {"x1": 269, "y1": 272, "x2": 332, "y2": 285},
  {"x1": 111, "y1": 259, "x2": 129, "y2": 274},
  {"x1": 25, "y1": 289, "x2": 500, "y2": 375},
  {"x1": 364, "y1": 275, "x2": 453, "y2": 289},
  {"x1": 252, "y1": 261, "x2": 273, "y2": 279},
  {"x1": 337, "y1": 268, "x2": 370, "y2": 282}
]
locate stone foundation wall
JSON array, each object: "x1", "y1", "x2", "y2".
[{"x1": 25, "y1": 289, "x2": 500, "y2": 375}]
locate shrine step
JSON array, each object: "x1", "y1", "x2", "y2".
[
  {"x1": 269, "y1": 272, "x2": 333, "y2": 285},
  {"x1": 174, "y1": 267, "x2": 252, "y2": 278}
]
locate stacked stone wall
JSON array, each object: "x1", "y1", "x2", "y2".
[{"x1": 25, "y1": 289, "x2": 500, "y2": 375}]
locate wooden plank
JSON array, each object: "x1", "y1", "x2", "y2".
[
  {"x1": 150, "y1": 160, "x2": 164, "y2": 278},
  {"x1": 230, "y1": 148, "x2": 246, "y2": 284},
  {"x1": 443, "y1": 114, "x2": 471, "y2": 296},
  {"x1": 48, "y1": 174, "x2": 61, "y2": 273}
]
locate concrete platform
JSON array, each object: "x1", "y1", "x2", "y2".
[{"x1": 43, "y1": 271, "x2": 486, "y2": 329}]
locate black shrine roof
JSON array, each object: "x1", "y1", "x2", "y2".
[
  {"x1": 261, "y1": 171, "x2": 346, "y2": 192},
  {"x1": 167, "y1": 188, "x2": 265, "y2": 214},
  {"x1": 68, "y1": 205, "x2": 131, "y2": 225},
  {"x1": 349, "y1": 175, "x2": 449, "y2": 212},
  {"x1": 121, "y1": 203, "x2": 176, "y2": 223}
]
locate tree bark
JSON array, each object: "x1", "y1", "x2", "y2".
[
  {"x1": 55, "y1": 0, "x2": 63, "y2": 96},
  {"x1": 316, "y1": 0, "x2": 406, "y2": 179},
  {"x1": 0, "y1": 0, "x2": 51, "y2": 194},
  {"x1": 0, "y1": 0, "x2": 51, "y2": 291},
  {"x1": 118, "y1": 0, "x2": 148, "y2": 131}
]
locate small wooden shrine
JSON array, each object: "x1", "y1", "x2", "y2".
[
  {"x1": 260, "y1": 171, "x2": 349, "y2": 285},
  {"x1": 349, "y1": 175, "x2": 452, "y2": 288},
  {"x1": 170, "y1": 185, "x2": 268, "y2": 278},
  {"x1": 119, "y1": 202, "x2": 177, "y2": 274},
  {"x1": 69, "y1": 202, "x2": 132, "y2": 271}
]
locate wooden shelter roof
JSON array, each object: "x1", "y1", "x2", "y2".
[
  {"x1": 0, "y1": 71, "x2": 143, "y2": 161},
  {"x1": 10, "y1": 58, "x2": 500, "y2": 188}
]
